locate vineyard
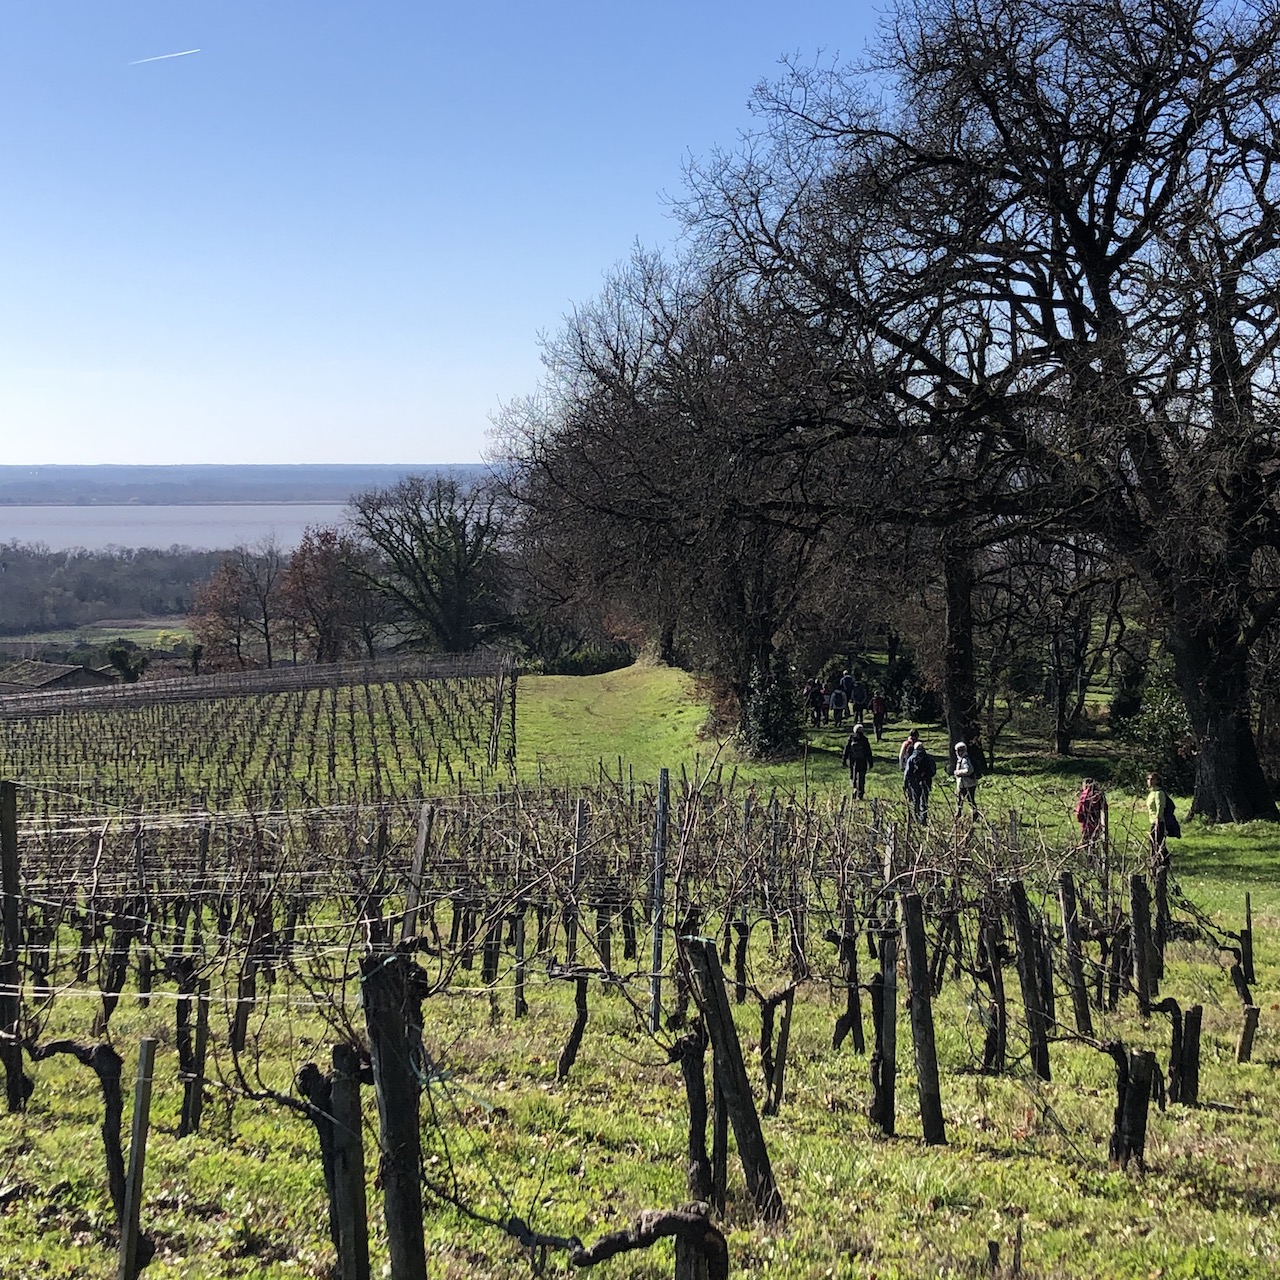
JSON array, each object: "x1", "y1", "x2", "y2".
[
  {"x1": 0, "y1": 655, "x2": 515, "y2": 810},
  {"x1": 0, "y1": 667, "x2": 1275, "y2": 1278}
]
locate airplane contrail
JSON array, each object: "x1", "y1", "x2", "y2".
[{"x1": 129, "y1": 49, "x2": 201, "y2": 65}]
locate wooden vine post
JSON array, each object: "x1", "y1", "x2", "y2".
[
  {"x1": 1008, "y1": 880, "x2": 1050, "y2": 1081},
  {"x1": 684, "y1": 937, "x2": 783, "y2": 1222},
  {"x1": 1130, "y1": 875, "x2": 1157, "y2": 1011},
  {"x1": 1058, "y1": 871, "x2": 1093, "y2": 1039},
  {"x1": 900, "y1": 892, "x2": 946, "y2": 1145},
  {"x1": 361, "y1": 949, "x2": 427, "y2": 1280},
  {"x1": 0, "y1": 781, "x2": 29, "y2": 1112},
  {"x1": 117, "y1": 1037, "x2": 157, "y2": 1280},
  {"x1": 331, "y1": 1043, "x2": 371, "y2": 1280},
  {"x1": 566, "y1": 799, "x2": 587, "y2": 964},
  {"x1": 650, "y1": 769, "x2": 669, "y2": 1035},
  {"x1": 400, "y1": 803, "x2": 432, "y2": 944}
]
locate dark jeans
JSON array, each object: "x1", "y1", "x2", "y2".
[
  {"x1": 849, "y1": 766, "x2": 867, "y2": 799},
  {"x1": 906, "y1": 781, "x2": 930, "y2": 823}
]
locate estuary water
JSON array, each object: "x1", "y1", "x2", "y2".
[{"x1": 0, "y1": 504, "x2": 348, "y2": 552}]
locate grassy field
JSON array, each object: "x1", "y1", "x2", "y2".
[
  {"x1": 0, "y1": 662, "x2": 1276, "y2": 1278},
  {"x1": 2, "y1": 619, "x2": 191, "y2": 649}
]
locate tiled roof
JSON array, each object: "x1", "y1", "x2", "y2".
[{"x1": 0, "y1": 660, "x2": 93, "y2": 687}]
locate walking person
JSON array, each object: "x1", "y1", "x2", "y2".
[
  {"x1": 841, "y1": 722, "x2": 874, "y2": 799},
  {"x1": 850, "y1": 675, "x2": 869, "y2": 725},
  {"x1": 1146, "y1": 771, "x2": 1178, "y2": 865},
  {"x1": 1075, "y1": 777, "x2": 1108, "y2": 849},
  {"x1": 829, "y1": 682, "x2": 849, "y2": 727},
  {"x1": 952, "y1": 741, "x2": 979, "y2": 818},
  {"x1": 870, "y1": 690, "x2": 888, "y2": 741},
  {"x1": 903, "y1": 739, "x2": 935, "y2": 824},
  {"x1": 898, "y1": 728, "x2": 921, "y2": 772},
  {"x1": 839, "y1": 669, "x2": 855, "y2": 709},
  {"x1": 806, "y1": 679, "x2": 825, "y2": 728}
]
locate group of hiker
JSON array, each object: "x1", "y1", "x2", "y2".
[
  {"x1": 802, "y1": 672, "x2": 888, "y2": 740},
  {"x1": 836, "y1": 722, "x2": 978, "y2": 823},
  {"x1": 809, "y1": 673, "x2": 1180, "y2": 848},
  {"x1": 1071, "y1": 771, "x2": 1178, "y2": 859}
]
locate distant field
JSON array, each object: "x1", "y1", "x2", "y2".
[{"x1": 4, "y1": 618, "x2": 191, "y2": 647}]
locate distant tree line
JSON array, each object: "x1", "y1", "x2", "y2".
[
  {"x1": 187, "y1": 478, "x2": 515, "y2": 670},
  {"x1": 0, "y1": 543, "x2": 225, "y2": 635}
]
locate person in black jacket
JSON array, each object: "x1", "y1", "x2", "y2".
[
  {"x1": 841, "y1": 722, "x2": 874, "y2": 799},
  {"x1": 903, "y1": 740, "x2": 936, "y2": 823}
]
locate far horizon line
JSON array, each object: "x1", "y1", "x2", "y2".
[{"x1": 1, "y1": 461, "x2": 488, "y2": 469}]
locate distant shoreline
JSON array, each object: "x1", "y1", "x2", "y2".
[
  {"x1": 0, "y1": 499, "x2": 354, "y2": 508},
  {"x1": 0, "y1": 462, "x2": 487, "y2": 507}
]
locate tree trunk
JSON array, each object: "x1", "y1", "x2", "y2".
[
  {"x1": 941, "y1": 539, "x2": 987, "y2": 775},
  {"x1": 1167, "y1": 616, "x2": 1278, "y2": 822}
]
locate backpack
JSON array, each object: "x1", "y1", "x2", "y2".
[
  {"x1": 907, "y1": 750, "x2": 935, "y2": 784},
  {"x1": 1163, "y1": 794, "x2": 1181, "y2": 839}
]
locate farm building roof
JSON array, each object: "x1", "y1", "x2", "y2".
[{"x1": 0, "y1": 660, "x2": 117, "y2": 690}]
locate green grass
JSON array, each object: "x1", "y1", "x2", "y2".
[
  {"x1": 2, "y1": 663, "x2": 1279, "y2": 1277},
  {"x1": 4, "y1": 619, "x2": 190, "y2": 648}
]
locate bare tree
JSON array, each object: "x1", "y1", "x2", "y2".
[
  {"x1": 347, "y1": 475, "x2": 506, "y2": 653},
  {"x1": 678, "y1": 0, "x2": 1280, "y2": 818}
]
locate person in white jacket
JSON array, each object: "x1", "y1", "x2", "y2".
[{"x1": 953, "y1": 741, "x2": 979, "y2": 817}]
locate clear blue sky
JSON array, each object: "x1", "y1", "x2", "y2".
[{"x1": 0, "y1": 2, "x2": 881, "y2": 466}]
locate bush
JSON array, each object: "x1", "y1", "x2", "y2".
[
  {"x1": 1113, "y1": 686, "x2": 1196, "y2": 792},
  {"x1": 739, "y1": 653, "x2": 802, "y2": 759},
  {"x1": 534, "y1": 646, "x2": 634, "y2": 677}
]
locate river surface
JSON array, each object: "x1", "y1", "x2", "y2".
[{"x1": 0, "y1": 504, "x2": 348, "y2": 551}]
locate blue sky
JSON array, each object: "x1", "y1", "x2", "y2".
[{"x1": 1, "y1": 2, "x2": 881, "y2": 466}]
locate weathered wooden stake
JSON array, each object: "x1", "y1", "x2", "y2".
[
  {"x1": 1120, "y1": 1048, "x2": 1154, "y2": 1171},
  {"x1": 180, "y1": 979, "x2": 210, "y2": 1137},
  {"x1": 1008, "y1": 881, "x2": 1050, "y2": 1081},
  {"x1": 980, "y1": 918, "x2": 1007, "y2": 1075},
  {"x1": 684, "y1": 937, "x2": 783, "y2": 1221},
  {"x1": 650, "y1": 770, "x2": 669, "y2": 1035},
  {"x1": 870, "y1": 933, "x2": 899, "y2": 1135},
  {"x1": 1181, "y1": 1005, "x2": 1202, "y2": 1106},
  {"x1": 1130, "y1": 875, "x2": 1157, "y2": 1010},
  {"x1": 514, "y1": 904, "x2": 528, "y2": 1019},
  {"x1": 901, "y1": 892, "x2": 946, "y2": 1145},
  {"x1": 400, "y1": 803, "x2": 432, "y2": 944},
  {"x1": 1058, "y1": 871, "x2": 1093, "y2": 1039},
  {"x1": 116, "y1": 1037, "x2": 157, "y2": 1280},
  {"x1": 0, "y1": 781, "x2": 29, "y2": 1112},
  {"x1": 332, "y1": 1043, "x2": 370, "y2": 1280},
  {"x1": 566, "y1": 799, "x2": 587, "y2": 964},
  {"x1": 361, "y1": 952, "x2": 427, "y2": 1280},
  {"x1": 1242, "y1": 894, "x2": 1256, "y2": 985}
]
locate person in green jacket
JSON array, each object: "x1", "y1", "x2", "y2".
[{"x1": 1146, "y1": 772, "x2": 1168, "y2": 864}]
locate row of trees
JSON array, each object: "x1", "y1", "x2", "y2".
[
  {"x1": 188, "y1": 478, "x2": 508, "y2": 668},
  {"x1": 493, "y1": 0, "x2": 1280, "y2": 822},
  {"x1": 0, "y1": 543, "x2": 225, "y2": 636}
]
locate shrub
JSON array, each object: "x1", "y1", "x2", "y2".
[
  {"x1": 739, "y1": 653, "x2": 802, "y2": 759},
  {"x1": 1113, "y1": 686, "x2": 1196, "y2": 792}
]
